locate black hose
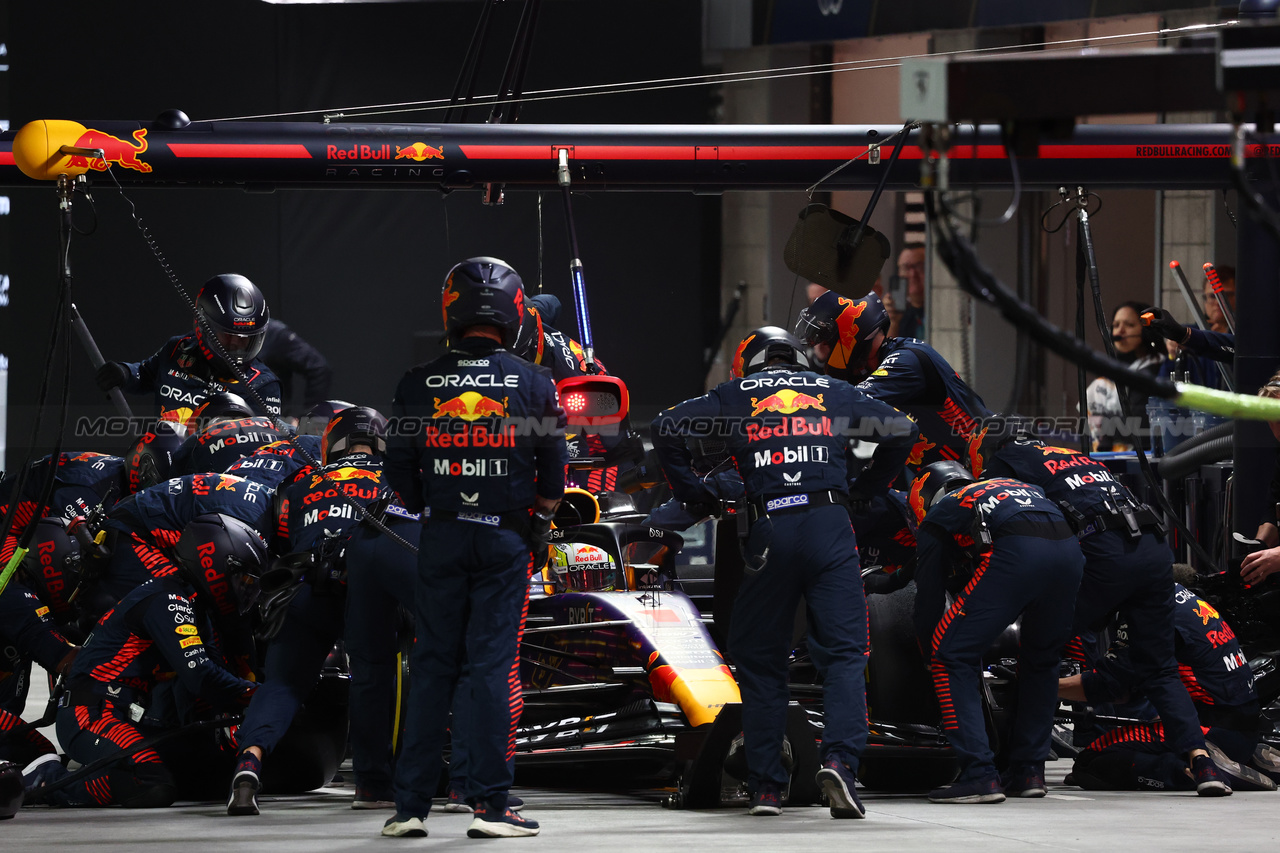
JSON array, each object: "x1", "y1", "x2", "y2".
[
  {"x1": 1157, "y1": 435, "x2": 1235, "y2": 481},
  {"x1": 1158, "y1": 420, "x2": 1234, "y2": 461}
]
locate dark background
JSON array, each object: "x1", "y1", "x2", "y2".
[{"x1": 0, "y1": 0, "x2": 719, "y2": 465}]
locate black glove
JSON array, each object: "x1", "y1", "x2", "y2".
[
  {"x1": 846, "y1": 488, "x2": 873, "y2": 514},
  {"x1": 95, "y1": 361, "x2": 130, "y2": 393},
  {"x1": 684, "y1": 500, "x2": 722, "y2": 521},
  {"x1": 529, "y1": 510, "x2": 554, "y2": 556},
  {"x1": 1140, "y1": 308, "x2": 1190, "y2": 344}
]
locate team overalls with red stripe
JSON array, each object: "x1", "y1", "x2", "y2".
[
  {"x1": 984, "y1": 440, "x2": 1208, "y2": 757},
  {"x1": 855, "y1": 338, "x2": 992, "y2": 471},
  {"x1": 101, "y1": 473, "x2": 273, "y2": 602},
  {"x1": 913, "y1": 478, "x2": 1084, "y2": 783},
  {"x1": 652, "y1": 364, "x2": 918, "y2": 793},
  {"x1": 0, "y1": 452, "x2": 127, "y2": 566},
  {"x1": 50, "y1": 577, "x2": 254, "y2": 806},
  {"x1": 0, "y1": 581, "x2": 75, "y2": 766},
  {"x1": 1070, "y1": 583, "x2": 1260, "y2": 790},
  {"x1": 385, "y1": 336, "x2": 567, "y2": 818},
  {"x1": 171, "y1": 416, "x2": 287, "y2": 476},
  {"x1": 116, "y1": 333, "x2": 281, "y2": 429}
]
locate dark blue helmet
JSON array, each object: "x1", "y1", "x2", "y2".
[
  {"x1": 195, "y1": 274, "x2": 270, "y2": 375},
  {"x1": 794, "y1": 290, "x2": 890, "y2": 381},
  {"x1": 730, "y1": 326, "x2": 812, "y2": 379},
  {"x1": 442, "y1": 257, "x2": 525, "y2": 347}
]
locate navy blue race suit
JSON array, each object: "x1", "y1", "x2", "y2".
[
  {"x1": 1070, "y1": 584, "x2": 1261, "y2": 791},
  {"x1": 0, "y1": 580, "x2": 75, "y2": 766},
  {"x1": 259, "y1": 319, "x2": 333, "y2": 415},
  {"x1": 850, "y1": 490, "x2": 917, "y2": 595},
  {"x1": 855, "y1": 338, "x2": 993, "y2": 470},
  {"x1": 171, "y1": 417, "x2": 288, "y2": 477},
  {"x1": 982, "y1": 440, "x2": 1208, "y2": 757},
  {"x1": 1, "y1": 452, "x2": 127, "y2": 567},
  {"x1": 652, "y1": 364, "x2": 917, "y2": 792},
  {"x1": 912, "y1": 477, "x2": 1083, "y2": 783},
  {"x1": 116, "y1": 333, "x2": 282, "y2": 429},
  {"x1": 224, "y1": 436, "x2": 324, "y2": 491},
  {"x1": 49, "y1": 576, "x2": 255, "y2": 807},
  {"x1": 386, "y1": 336, "x2": 566, "y2": 818},
  {"x1": 101, "y1": 473, "x2": 274, "y2": 603},
  {"x1": 235, "y1": 453, "x2": 390, "y2": 765}
]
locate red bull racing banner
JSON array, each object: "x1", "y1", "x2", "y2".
[{"x1": 2, "y1": 119, "x2": 1276, "y2": 191}]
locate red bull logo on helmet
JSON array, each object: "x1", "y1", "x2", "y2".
[
  {"x1": 908, "y1": 471, "x2": 931, "y2": 523},
  {"x1": 395, "y1": 142, "x2": 445, "y2": 161},
  {"x1": 310, "y1": 466, "x2": 382, "y2": 489},
  {"x1": 731, "y1": 334, "x2": 755, "y2": 380},
  {"x1": 749, "y1": 389, "x2": 825, "y2": 417},
  {"x1": 828, "y1": 298, "x2": 867, "y2": 370},
  {"x1": 442, "y1": 277, "x2": 461, "y2": 326},
  {"x1": 65, "y1": 128, "x2": 152, "y2": 173},
  {"x1": 432, "y1": 392, "x2": 508, "y2": 422}
]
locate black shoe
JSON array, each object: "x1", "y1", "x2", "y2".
[
  {"x1": 747, "y1": 783, "x2": 782, "y2": 816},
  {"x1": 226, "y1": 771, "x2": 261, "y2": 816},
  {"x1": 1191, "y1": 753, "x2": 1233, "y2": 797},
  {"x1": 1001, "y1": 767, "x2": 1047, "y2": 798},
  {"x1": 353, "y1": 787, "x2": 397, "y2": 810},
  {"x1": 929, "y1": 775, "x2": 1006, "y2": 804},
  {"x1": 815, "y1": 757, "x2": 865, "y2": 818}
]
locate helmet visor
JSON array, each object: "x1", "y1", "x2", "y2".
[
  {"x1": 214, "y1": 329, "x2": 265, "y2": 364},
  {"x1": 793, "y1": 309, "x2": 833, "y2": 347}
]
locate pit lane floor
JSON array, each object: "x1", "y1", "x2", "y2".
[
  {"x1": 10, "y1": 765, "x2": 1280, "y2": 852},
  {"x1": 13, "y1": 679, "x2": 1280, "y2": 851}
]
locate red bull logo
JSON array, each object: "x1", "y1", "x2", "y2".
[
  {"x1": 442, "y1": 277, "x2": 461, "y2": 326},
  {"x1": 432, "y1": 392, "x2": 508, "y2": 422},
  {"x1": 908, "y1": 471, "x2": 931, "y2": 523},
  {"x1": 395, "y1": 142, "x2": 445, "y2": 161},
  {"x1": 311, "y1": 467, "x2": 382, "y2": 489},
  {"x1": 828, "y1": 298, "x2": 867, "y2": 370},
  {"x1": 906, "y1": 432, "x2": 937, "y2": 467},
  {"x1": 67, "y1": 452, "x2": 102, "y2": 463},
  {"x1": 967, "y1": 427, "x2": 988, "y2": 476},
  {"x1": 64, "y1": 128, "x2": 152, "y2": 173},
  {"x1": 749, "y1": 388, "x2": 825, "y2": 417},
  {"x1": 214, "y1": 474, "x2": 240, "y2": 491},
  {"x1": 1193, "y1": 599, "x2": 1220, "y2": 625},
  {"x1": 731, "y1": 334, "x2": 755, "y2": 379}
]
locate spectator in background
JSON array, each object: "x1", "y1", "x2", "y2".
[
  {"x1": 889, "y1": 245, "x2": 926, "y2": 340},
  {"x1": 1241, "y1": 373, "x2": 1280, "y2": 584},
  {"x1": 259, "y1": 318, "x2": 333, "y2": 417},
  {"x1": 1086, "y1": 302, "x2": 1163, "y2": 452}
]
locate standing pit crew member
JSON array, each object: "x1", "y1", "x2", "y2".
[
  {"x1": 910, "y1": 462, "x2": 1084, "y2": 803},
  {"x1": 259, "y1": 318, "x2": 333, "y2": 416},
  {"x1": 22, "y1": 515, "x2": 263, "y2": 808},
  {"x1": 226, "y1": 406, "x2": 392, "y2": 816},
  {"x1": 95, "y1": 274, "x2": 282, "y2": 429},
  {"x1": 970, "y1": 429, "x2": 1234, "y2": 795},
  {"x1": 795, "y1": 290, "x2": 991, "y2": 470},
  {"x1": 653, "y1": 326, "x2": 918, "y2": 819},
  {"x1": 382, "y1": 257, "x2": 566, "y2": 839}
]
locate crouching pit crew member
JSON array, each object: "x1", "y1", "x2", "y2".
[
  {"x1": 652, "y1": 326, "x2": 918, "y2": 819},
  {"x1": 910, "y1": 462, "x2": 1084, "y2": 803},
  {"x1": 22, "y1": 515, "x2": 263, "y2": 808},
  {"x1": 381, "y1": 257, "x2": 566, "y2": 839},
  {"x1": 1061, "y1": 581, "x2": 1276, "y2": 792}
]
